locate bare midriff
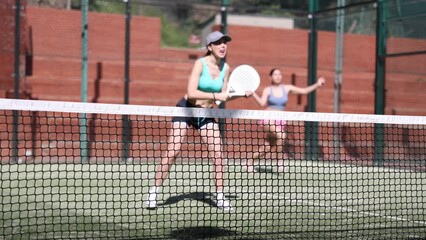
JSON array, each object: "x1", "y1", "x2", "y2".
[{"x1": 186, "y1": 97, "x2": 215, "y2": 108}]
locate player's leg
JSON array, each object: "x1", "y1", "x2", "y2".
[
  {"x1": 266, "y1": 120, "x2": 287, "y2": 172},
  {"x1": 274, "y1": 129, "x2": 286, "y2": 172},
  {"x1": 199, "y1": 120, "x2": 233, "y2": 211},
  {"x1": 155, "y1": 121, "x2": 188, "y2": 185},
  {"x1": 243, "y1": 120, "x2": 272, "y2": 172},
  {"x1": 262, "y1": 122, "x2": 287, "y2": 172},
  {"x1": 146, "y1": 121, "x2": 188, "y2": 209},
  {"x1": 244, "y1": 120, "x2": 279, "y2": 172},
  {"x1": 244, "y1": 141, "x2": 272, "y2": 172}
]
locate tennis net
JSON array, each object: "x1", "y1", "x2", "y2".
[{"x1": 1, "y1": 98, "x2": 425, "y2": 239}]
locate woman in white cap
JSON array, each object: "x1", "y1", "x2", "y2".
[
  {"x1": 245, "y1": 68, "x2": 325, "y2": 173},
  {"x1": 146, "y1": 31, "x2": 250, "y2": 211}
]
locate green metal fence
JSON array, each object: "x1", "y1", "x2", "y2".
[{"x1": 312, "y1": 0, "x2": 426, "y2": 165}]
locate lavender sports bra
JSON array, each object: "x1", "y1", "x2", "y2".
[{"x1": 267, "y1": 85, "x2": 288, "y2": 110}]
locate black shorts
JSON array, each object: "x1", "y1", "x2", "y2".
[{"x1": 172, "y1": 98, "x2": 217, "y2": 130}]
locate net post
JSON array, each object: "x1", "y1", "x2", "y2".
[
  {"x1": 305, "y1": 0, "x2": 320, "y2": 160},
  {"x1": 122, "y1": 0, "x2": 132, "y2": 162},
  {"x1": 80, "y1": 0, "x2": 89, "y2": 163},
  {"x1": 373, "y1": 0, "x2": 387, "y2": 167}
]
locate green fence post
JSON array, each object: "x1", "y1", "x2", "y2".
[
  {"x1": 122, "y1": 0, "x2": 131, "y2": 162},
  {"x1": 305, "y1": 0, "x2": 319, "y2": 160},
  {"x1": 12, "y1": 0, "x2": 22, "y2": 163},
  {"x1": 80, "y1": 0, "x2": 89, "y2": 163},
  {"x1": 219, "y1": 0, "x2": 228, "y2": 143},
  {"x1": 220, "y1": 0, "x2": 228, "y2": 34},
  {"x1": 333, "y1": 0, "x2": 345, "y2": 161},
  {"x1": 374, "y1": 0, "x2": 387, "y2": 167}
]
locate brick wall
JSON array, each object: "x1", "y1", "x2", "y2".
[
  {"x1": 0, "y1": 0, "x2": 28, "y2": 94},
  {"x1": 222, "y1": 25, "x2": 379, "y2": 113},
  {"x1": 23, "y1": 6, "x2": 426, "y2": 115},
  {"x1": 0, "y1": 0, "x2": 16, "y2": 91},
  {"x1": 2, "y1": 7, "x2": 426, "y2": 164},
  {"x1": 3, "y1": 109, "x2": 425, "y2": 170},
  {"x1": 26, "y1": 7, "x2": 161, "y2": 60}
]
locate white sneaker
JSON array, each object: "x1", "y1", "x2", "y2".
[
  {"x1": 145, "y1": 193, "x2": 157, "y2": 209},
  {"x1": 217, "y1": 199, "x2": 233, "y2": 211}
]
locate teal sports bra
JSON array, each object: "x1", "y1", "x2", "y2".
[{"x1": 198, "y1": 58, "x2": 225, "y2": 93}]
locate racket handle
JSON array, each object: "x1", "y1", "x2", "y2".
[{"x1": 215, "y1": 92, "x2": 245, "y2": 105}]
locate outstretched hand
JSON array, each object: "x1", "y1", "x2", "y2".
[{"x1": 317, "y1": 76, "x2": 326, "y2": 87}]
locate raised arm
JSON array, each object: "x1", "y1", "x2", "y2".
[
  {"x1": 287, "y1": 76, "x2": 325, "y2": 95},
  {"x1": 252, "y1": 87, "x2": 270, "y2": 107}
]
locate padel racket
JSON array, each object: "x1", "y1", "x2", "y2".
[{"x1": 215, "y1": 64, "x2": 260, "y2": 105}]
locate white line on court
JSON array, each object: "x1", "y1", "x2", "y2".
[
  {"x1": 138, "y1": 166, "x2": 425, "y2": 227},
  {"x1": 168, "y1": 175, "x2": 426, "y2": 227},
  {"x1": 9, "y1": 164, "x2": 422, "y2": 230},
  {"x1": 269, "y1": 193, "x2": 426, "y2": 226}
]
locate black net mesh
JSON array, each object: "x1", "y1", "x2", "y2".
[{"x1": 1, "y1": 99, "x2": 425, "y2": 239}]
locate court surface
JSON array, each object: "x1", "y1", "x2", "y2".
[{"x1": 1, "y1": 158, "x2": 425, "y2": 240}]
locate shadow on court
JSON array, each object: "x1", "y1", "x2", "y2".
[
  {"x1": 169, "y1": 226, "x2": 269, "y2": 240},
  {"x1": 158, "y1": 192, "x2": 238, "y2": 208},
  {"x1": 255, "y1": 166, "x2": 281, "y2": 175}
]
